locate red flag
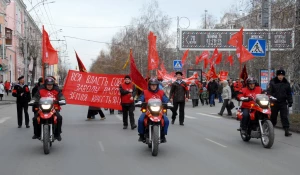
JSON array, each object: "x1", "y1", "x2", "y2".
[
  {"x1": 160, "y1": 61, "x2": 167, "y2": 75},
  {"x1": 209, "y1": 48, "x2": 219, "y2": 64},
  {"x1": 240, "y1": 64, "x2": 248, "y2": 83},
  {"x1": 130, "y1": 49, "x2": 148, "y2": 90},
  {"x1": 42, "y1": 26, "x2": 58, "y2": 65},
  {"x1": 228, "y1": 27, "x2": 243, "y2": 47},
  {"x1": 238, "y1": 46, "x2": 255, "y2": 63},
  {"x1": 215, "y1": 52, "x2": 222, "y2": 65},
  {"x1": 196, "y1": 51, "x2": 209, "y2": 65},
  {"x1": 206, "y1": 65, "x2": 218, "y2": 80},
  {"x1": 148, "y1": 32, "x2": 159, "y2": 71},
  {"x1": 227, "y1": 55, "x2": 234, "y2": 66},
  {"x1": 75, "y1": 51, "x2": 87, "y2": 72},
  {"x1": 181, "y1": 50, "x2": 189, "y2": 66},
  {"x1": 204, "y1": 58, "x2": 209, "y2": 69}
]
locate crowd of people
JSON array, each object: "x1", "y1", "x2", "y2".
[{"x1": 4, "y1": 67, "x2": 297, "y2": 143}]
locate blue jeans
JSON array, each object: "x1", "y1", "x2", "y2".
[
  {"x1": 218, "y1": 93, "x2": 223, "y2": 103},
  {"x1": 138, "y1": 113, "x2": 169, "y2": 135},
  {"x1": 209, "y1": 93, "x2": 215, "y2": 105},
  {"x1": 241, "y1": 108, "x2": 250, "y2": 129}
]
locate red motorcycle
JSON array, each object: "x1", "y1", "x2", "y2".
[
  {"x1": 135, "y1": 98, "x2": 173, "y2": 156},
  {"x1": 237, "y1": 94, "x2": 275, "y2": 148},
  {"x1": 29, "y1": 97, "x2": 66, "y2": 154}
]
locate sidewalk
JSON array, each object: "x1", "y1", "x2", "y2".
[{"x1": 0, "y1": 93, "x2": 16, "y2": 105}]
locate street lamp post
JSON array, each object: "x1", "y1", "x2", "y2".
[{"x1": 28, "y1": 1, "x2": 55, "y2": 12}]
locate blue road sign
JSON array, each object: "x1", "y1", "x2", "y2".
[
  {"x1": 173, "y1": 60, "x2": 182, "y2": 71},
  {"x1": 248, "y1": 39, "x2": 266, "y2": 57}
]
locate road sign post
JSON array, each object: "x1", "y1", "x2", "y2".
[
  {"x1": 173, "y1": 60, "x2": 182, "y2": 71},
  {"x1": 248, "y1": 39, "x2": 266, "y2": 57}
]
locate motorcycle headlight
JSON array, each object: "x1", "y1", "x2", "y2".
[
  {"x1": 260, "y1": 101, "x2": 269, "y2": 106},
  {"x1": 41, "y1": 104, "x2": 52, "y2": 110},
  {"x1": 150, "y1": 106, "x2": 161, "y2": 112}
]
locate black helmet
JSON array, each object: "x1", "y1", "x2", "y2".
[
  {"x1": 45, "y1": 78, "x2": 55, "y2": 85},
  {"x1": 246, "y1": 77, "x2": 256, "y2": 85},
  {"x1": 148, "y1": 78, "x2": 159, "y2": 85}
]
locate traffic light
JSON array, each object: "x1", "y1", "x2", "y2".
[{"x1": 0, "y1": 64, "x2": 2, "y2": 71}]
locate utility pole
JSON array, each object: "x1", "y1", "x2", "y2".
[
  {"x1": 177, "y1": 16, "x2": 180, "y2": 60},
  {"x1": 268, "y1": 0, "x2": 272, "y2": 82}
]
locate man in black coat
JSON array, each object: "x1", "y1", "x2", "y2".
[
  {"x1": 268, "y1": 69, "x2": 293, "y2": 136},
  {"x1": 12, "y1": 76, "x2": 31, "y2": 128},
  {"x1": 207, "y1": 79, "x2": 218, "y2": 107},
  {"x1": 169, "y1": 71, "x2": 189, "y2": 126}
]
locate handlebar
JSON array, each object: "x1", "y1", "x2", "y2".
[{"x1": 135, "y1": 101, "x2": 173, "y2": 109}]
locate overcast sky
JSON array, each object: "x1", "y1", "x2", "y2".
[{"x1": 24, "y1": 0, "x2": 244, "y2": 70}]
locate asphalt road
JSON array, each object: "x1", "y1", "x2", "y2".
[{"x1": 0, "y1": 102, "x2": 299, "y2": 175}]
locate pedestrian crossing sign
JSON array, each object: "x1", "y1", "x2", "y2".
[
  {"x1": 248, "y1": 39, "x2": 266, "y2": 57},
  {"x1": 173, "y1": 60, "x2": 182, "y2": 71}
]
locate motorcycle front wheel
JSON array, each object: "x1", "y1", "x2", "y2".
[
  {"x1": 151, "y1": 125, "x2": 159, "y2": 156},
  {"x1": 240, "y1": 129, "x2": 251, "y2": 142},
  {"x1": 43, "y1": 125, "x2": 50, "y2": 154},
  {"x1": 261, "y1": 120, "x2": 274, "y2": 149}
]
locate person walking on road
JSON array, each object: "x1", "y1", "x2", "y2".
[
  {"x1": 87, "y1": 106, "x2": 106, "y2": 120},
  {"x1": 119, "y1": 75, "x2": 137, "y2": 130},
  {"x1": 268, "y1": 69, "x2": 293, "y2": 137},
  {"x1": 0, "y1": 81, "x2": 4, "y2": 101},
  {"x1": 189, "y1": 80, "x2": 199, "y2": 108},
  {"x1": 169, "y1": 71, "x2": 189, "y2": 125},
  {"x1": 4, "y1": 81, "x2": 10, "y2": 96},
  {"x1": 201, "y1": 87, "x2": 209, "y2": 105},
  {"x1": 218, "y1": 80, "x2": 232, "y2": 116},
  {"x1": 12, "y1": 76, "x2": 31, "y2": 128},
  {"x1": 217, "y1": 80, "x2": 223, "y2": 103},
  {"x1": 207, "y1": 79, "x2": 218, "y2": 107}
]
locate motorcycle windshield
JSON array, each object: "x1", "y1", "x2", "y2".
[
  {"x1": 147, "y1": 99, "x2": 162, "y2": 107},
  {"x1": 255, "y1": 94, "x2": 269, "y2": 101},
  {"x1": 39, "y1": 97, "x2": 54, "y2": 105}
]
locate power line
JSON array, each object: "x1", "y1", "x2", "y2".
[{"x1": 34, "y1": 17, "x2": 176, "y2": 29}]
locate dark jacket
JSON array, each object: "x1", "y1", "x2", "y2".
[
  {"x1": 217, "y1": 83, "x2": 223, "y2": 94},
  {"x1": 268, "y1": 77, "x2": 293, "y2": 105},
  {"x1": 207, "y1": 81, "x2": 218, "y2": 94},
  {"x1": 31, "y1": 83, "x2": 42, "y2": 112},
  {"x1": 169, "y1": 80, "x2": 189, "y2": 102},
  {"x1": 12, "y1": 84, "x2": 31, "y2": 103}
]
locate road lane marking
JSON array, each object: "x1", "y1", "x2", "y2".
[
  {"x1": 185, "y1": 115, "x2": 197, "y2": 119},
  {"x1": 115, "y1": 115, "x2": 122, "y2": 121},
  {"x1": 205, "y1": 138, "x2": 227, "y2": 148},
  {"x1": 0, "y1": 117, "x2": 11, "y2": 124},
  {"x1": 98, "y1": 141, "x2": 105, "y2": 152},
  {"x1": 197, "y1": 113, "x2": 221, "y2": 119}
]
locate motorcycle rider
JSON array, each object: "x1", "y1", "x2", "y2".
[
  {"x1": 31, "y1": 77, "x2": 65, "y2": 141},
  {"x1": 137, "y1": 78, "x2": 170, "y2": 143},
  {"x1": 237, "y1": 77, "x2": 262, "y2": 134},
  {"x1": 268, "y1": 69, "x2": 293, "y2": 136}
]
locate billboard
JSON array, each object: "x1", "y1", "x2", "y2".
[
  {"x1": 259, "y1": 69, "x2": 275, "y2": 90},
  {"x1": 180, "y1": 29, "x2": 294, "y2": 51},
  {"x1": 186, "y1": 69, "x2": 202, "y2": 82}
]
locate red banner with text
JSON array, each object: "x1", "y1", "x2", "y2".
[
  {"x1": 62, "y1": 70, "x2": 124, "y2": 110},
  {"x1": 219, "y1": 71, "x2": 229, "y2": 81}
]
